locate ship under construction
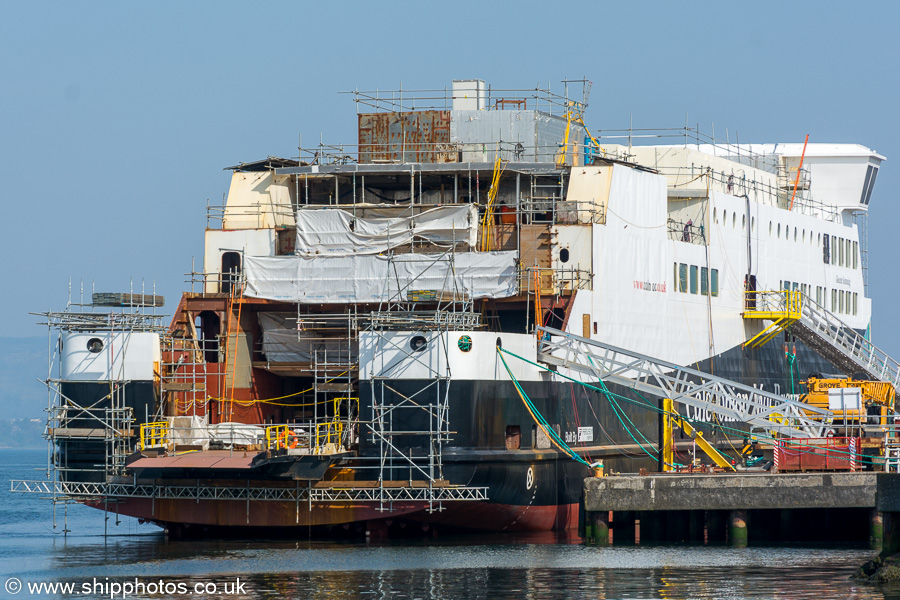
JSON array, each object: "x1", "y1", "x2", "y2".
[{"x1": 12, "y1": 79, "x2": 900, "y2": 537}]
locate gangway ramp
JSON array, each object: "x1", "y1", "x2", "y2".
[
  {"x1": 744, "y1": 291, "x2": 900, "y2": 393},
  {"x1": 535, "y1": 326, "x2": 831, "y2": 438}
]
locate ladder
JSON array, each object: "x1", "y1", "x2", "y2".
[
  {"x1": 535, "y1": 325, "x2": 831, "y2": 438},
  {"x1": 744, "y1": 291, "x2": 900, "y2": 393}
]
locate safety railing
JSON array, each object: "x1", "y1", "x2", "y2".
[
  {"x1": 139, "y1": 421, "x2": 169, "y2": 451},
  {"x1": 520, "y1": 266, "x2": 593, "y2": 296},
  {"x1": 206, "y1": 202, "x2": 296, "y2": 230},
  {"x1": 315, "y1": 421, "x2": 344, "y2": 455},
  {"x1": 743, "y1": 289, "x2": 803, "y2": 318},
  {"x1": 667, "y1": 218, "x2": 706, "y2": 245},
  {"x1": 657, "y1": 163, "x2": 840, "y2": 223},
  {"x1": 518, "y1": 198, "x2": 606, "y2": 225},
  {"x1": 796, "y1": 295, "x2": 900, "y2": 389},
  {"x1": 742, "y1": 290, "x2": 802, "y2": 348},
  {"x1": 265, "y1": 424, "x2": 309, "y2": 451}
]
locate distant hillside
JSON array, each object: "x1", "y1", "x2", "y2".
[
  {"x1": 0, "y1": 418, "x2": 45, "y2": 449},
  {"x1": 0, "y1": 336, "x2": 50, "y2": 420}
]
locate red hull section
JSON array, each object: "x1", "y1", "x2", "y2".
[{"x1": 85, "y1": 498, "x2": 580, "y2": 533}]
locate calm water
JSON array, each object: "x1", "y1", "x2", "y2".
[{"x1": 1, "y1": 447, "x2": 897, "y2": 599}]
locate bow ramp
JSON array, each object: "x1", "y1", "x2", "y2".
[
  {"x1": 535, "y1": 326, "x2": 830, "y2": 438},
  {"x1": 744, "y1": 291, "x2": 900, "y2": 393}
]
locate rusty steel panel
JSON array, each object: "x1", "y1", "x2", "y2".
[{"x1": 358, "y1": 111, "x2": 457, "y2": 163}]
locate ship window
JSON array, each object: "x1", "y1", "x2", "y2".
[
  {"x1": 711, "y1": 269, "x2": 719, "y2": 297},
  {"x1": 732, "y1": 212, "x2": 736, "y2": 229},
  {"x1": 742, "y1": 214, "x2": 746, "y2": 230},
  {"x1": 840, "y1": 291, "x2": 845, "y2": 313},
  {"x1": 679, "y1": 264, "x2": 688, "y2": 293},
  {"x1": 864, "y1": 167, "x2": 878, "y2": 205},
  {"x1": 860, "y1": 165, "x2": 874, "y2": 204},
  {"x1": 839, "y1": 239, "x2": 845, "y2": 266},
  {"x1": 831, "y1": 238, "x2": 837, "y2": 264},
  {"x1": 793, "y1": 282, "x2": 799, "y2": 292},
  {"x1": 713, "y1": 208, "x2": 717, "y2": 223},
  {"x1": 87, "y1": 338, "x2": 103, "y2": 353},
  {"x1": 752, "y1": 217, "x2": 756, "y2": 233},
  {"x1": 410, "y1": 335, "x2": 428, "y2": 352},
  {"x1": 769, "y1": 221, "x2": 772, "y2": 236},
  {"x1": 700, "y1": 267, "x2": 709, "y2": 295},
  {"x1": 860, "y1": 165, "x2": 879, "y2": 205},
  {"x1": 832, "y1": 289, "x2": 837, "y2": 312},
  {"x1": 559, "y1": 248, "x2": 570, "y2": 263},
  {"x1": 777, "y1": 223, "x2": 781, "y2": 238},
  {"x1": 846, "y1": 239, "x2": 851, "y2": 266},
  {"x1": 690, "y1": 265, "x2": 698, "y2": 294},
  {"x1": 823, "y1": 235, "x2": 830, "y2": 264},
  {"x1": 853, "y1": 242, "x2": 859, "y2": 269},
  {"x1": 674, "y1": 263, "x2": 677, "y2": 290},
  {"x1": 853, "y1": 293, "x2": 858, "y2": 315},
  {"x1": 794, "y1": 228, "x2": 798, "y2": 242},
  {"x1": 802, "y1": 229, "x2": 806, "y2": 243}
]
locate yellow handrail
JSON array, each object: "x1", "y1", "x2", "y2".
[
  {"x1": 139, "y1": 421, "x2": 169, "y2": 451},
  {"x1": 265, "y1": 424, "x2": 290, "y2": 450},
  {"x1": 315, "y1": 420, "x2": 344, "y2": 453}
]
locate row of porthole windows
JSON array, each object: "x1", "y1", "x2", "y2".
[
  {"x1": 783, "y1": 281, "x2": 859, "y2": 317},
  {"x1": 711, "y1": 208, "x2": 857, "y2": 262},
  {"x1": 674, "y1": 263, "x2": 719, "y2": 296},
  {"x1": 713, "y1": 208, "x2": 753, "y2": 233},
  {"x1": 768, "y1": 221, "x2": 820, "y2": 246}
]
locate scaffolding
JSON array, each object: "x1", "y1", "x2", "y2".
[
  {"x1": 31, "y1": 285, "x2": 167, "y2": 533},
  {"x1": 352, "y1": 249, "x2": 481, "y2": 513}
]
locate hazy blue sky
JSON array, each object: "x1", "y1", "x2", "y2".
[{"x1": 1, "y1": 1, "x2": 898, "y2": 356}]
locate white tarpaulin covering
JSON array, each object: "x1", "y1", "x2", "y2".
[
  {"x1": 207, "y1": 423, "x2": 264, "y2": 447},
  {"x1": 244, "y1": 251, "x2": 518, "y2": 303},
  {"x1": 259, "y1": 313, "x2": 357, "y2": 362},
  {"x1": 166, "y1": 415, "x2": 210, "y2": 450},
  {"x1": 295, "y1": 205, "x2": 477, "y2": 256}
]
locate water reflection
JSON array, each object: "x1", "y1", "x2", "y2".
[{"x1": 27, "y1": 532, "x2": 899, "y2": 600}]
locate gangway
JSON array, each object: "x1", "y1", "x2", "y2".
[
  {"x1": 535, "y1": 326, "x2": 832, "y2": 438},
  {"x1": 743, "y1": 291, "x2": 900, "y2": 393}
]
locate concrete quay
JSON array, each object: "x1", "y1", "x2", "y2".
[{"x1": 583, "y1": 472, "x2": 893, "y2": 548}]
